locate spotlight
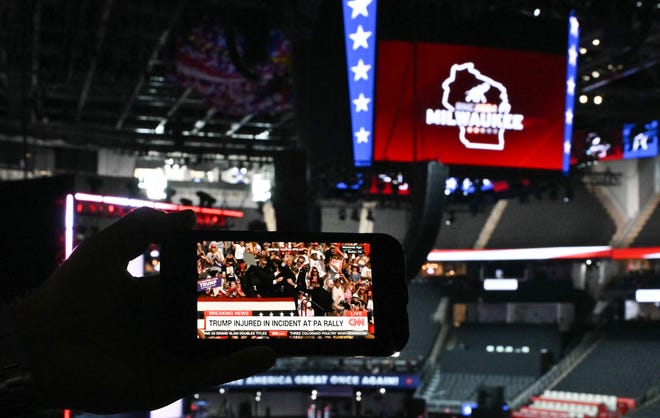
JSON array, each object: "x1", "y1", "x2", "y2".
[{"x1": 445, "y1": 211, "x2": 455, "y2": 226}]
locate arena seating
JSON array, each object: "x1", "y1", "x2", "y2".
[
  {"x1": 401, "y1": 279, "x2": 446, "y2": 362},
  {"x1": 511, "y1": 389, "x2": 634, "y2": 418},
  {"x1": 420, "y1": 369, "x2": 536, "y2": 412},
  {"x1": 416, "y1": 322, "x2": 563, "y2": 413},
  {"x1": 552, "y1": 322, "x2": 660, "y2": 399},
  {"x1": 434, "y1": 204, "x2": 492, "y2": 249},
  {"x1": 447, "y1": 322, "x2": 563, "y2": 360},
  {"x1": 511, "y1": 322, "x2": 660, "y2": 418},
  {"x1": 487, "y1": 180, "x2": 615, "y2": 248},
  {"x1": 624, "y1": 394, "x2": 660, "y2": 418},
  {"x1": 631, "y1": 199, "x2": 660, "y2": 247}
]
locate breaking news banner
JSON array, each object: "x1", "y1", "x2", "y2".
[{"x1": 197, "y1": 299, "x2": 370, "y2": 339}]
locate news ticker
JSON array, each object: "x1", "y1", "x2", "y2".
[{"x1": 197, "y1": 299, "x2": 370, "y2": 336}]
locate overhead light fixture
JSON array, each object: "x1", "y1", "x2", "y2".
[
  {"x1": 137, "y1": 168, "x2": 168, "y2": 200},
  {"x1": 636, "y1": 289, "x2": 660, "y2": 302},
  {"x1": 221, "y1": 167, "x2": 248, "y2": 184},
  {"x1": 251, "y1": 175, "x2": 272, "y2": 202},
  {"x1": 445, "y1": 211, "x2": 455, "y2": 226},
  {"x1": 484, "y1": 278, "x2": 519, "y2": 291}
]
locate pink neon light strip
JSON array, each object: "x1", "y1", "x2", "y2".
[
  {"x1": 428, "y1": 246, "x2": 660, "y2": 261},
  {"x1": 427, "y1": 246, "x2": 611, "y2": 261},
  {"x1": 74, "y1": 192, "x2": 244, "y2": 218},
  {"x1": 65, "y1": 194, "x2": 74, "y2": 259}
]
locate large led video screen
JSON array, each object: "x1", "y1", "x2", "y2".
[{"x1": 373, "y1": 41, "x2": 572, "y2": 171}]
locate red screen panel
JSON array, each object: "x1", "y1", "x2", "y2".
[{"x1": 374, "y1": 41, "x2": 568, "y2": 170}]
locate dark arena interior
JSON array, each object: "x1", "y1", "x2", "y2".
[{"x1": 1, "y1": 0, "x2": 659, "y2": 417}]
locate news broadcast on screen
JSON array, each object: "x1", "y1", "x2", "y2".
[{"x1": 195, "y1": 240, "x2": 375, "y2": 339}]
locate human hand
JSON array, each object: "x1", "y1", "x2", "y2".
[{"x1": 11, "y1": 207, "x2": 275, "y2": 413}]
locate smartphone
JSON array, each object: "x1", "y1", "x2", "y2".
[{"x1": 160, "y1": 231, "x2": 408, "y2": 357}]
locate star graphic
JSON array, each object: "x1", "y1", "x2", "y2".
[
  {"x1": 351, "y1": 59, "x2": 372, "y2": 81},
  {"x1": 347, "y1": 0, "x2": 372, "y2": 19},
  {"x1": 565, "y1": 109, "x2": 573, "y2": 124},
  {"x1": 349, "y1": 25, "x2": 372, "y2": 50},
  {"x1": 355, "y1": 127, "x2": 371, "y2": 143},
  {"x1": 568, "y1": 46, "x2": 578, "y2": 66},
  {"x1": 570, "y1": 16, "x2": 579, "y2": 38},
  {"x1": 353, "y1": 93, "x2": 371, "y2": 112},
  {"x1": 564, "y1": 140, "x2": 572, "y2": 154},
  {"x1": 566, "y1": 77, "x2": 575, "y2": 95}
]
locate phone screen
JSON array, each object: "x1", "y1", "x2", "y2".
[{"x1": 196, "y1": 241, "x2": 374, "y2": 340}]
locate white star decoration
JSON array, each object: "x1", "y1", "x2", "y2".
[
  {"x1": 567, "y1": 77, "x2": 575, "y2": 95},
  {"x1": 351, "y1": 59, "x2": 372, "y2": 81},
  {"x1": 565, "y1": 109, "x2": 573, "y2": 124},
  {"x1": 349, "y1": 25, "x2": 372, "y2": 50},
  {"x1": 570, "y1": 16, "x2": 579, "y2": 38},
  {"x1": 342, "y1": 0, "x2": 376, "y2": 164},
  {"x1": 564, "y1": 140, "x2": 572, "y2": 154},
  {"x1": 355, "y1": 127, "x2": 371, "y2": 143},
  {"x1": 353, "y1": 93, "x2": 371, "y2": 112},
  {"x1": 568, "y1": 46, "x2": 578, "y2": 66},
  {"x1": 346, "y1": 0, "x2": 372, "y2": 19}
]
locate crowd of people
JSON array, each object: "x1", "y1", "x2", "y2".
[{"x1": 197, "y1": 241, "x2": 374, "y2": 318}]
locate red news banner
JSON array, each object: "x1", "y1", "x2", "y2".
[{"x1": 198, "y1": 298, "x2": 369, "y2": 338}]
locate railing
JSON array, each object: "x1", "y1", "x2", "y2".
[{"x1": 509, "y1": 328, "x2": 604, "y2": 410}]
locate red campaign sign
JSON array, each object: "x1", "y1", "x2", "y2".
[{"x1": 374, "y1": 41, "x2": 567, "y2": 170}]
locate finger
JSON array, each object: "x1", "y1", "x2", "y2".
[
  {"x1": 150, "y1": 346, "x2": 276, "y2": 408},
  {"x1": 80, "y1": 207, "x2": 196, "y2": 263}
]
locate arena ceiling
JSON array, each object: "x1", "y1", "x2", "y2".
[{"x1": 0, "y1": 0, "x2": 657, "y2": 162}]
